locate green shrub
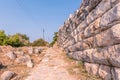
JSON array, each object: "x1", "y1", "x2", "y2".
[
  {"x1": 16, "y1": 33, "x2": 30, "y2": 46},
  {"x1": 7, "y1": 34, "x2": 23, "y2": 47},
  {"x1": 0, "y1": 30, "x2": 8, "y2": 45},
  {"x1": 50, "y1": 32, "x2": 58, "y2": 46},
  {"x1": 0, "y1": 30, "x2": 30, "y2": 47},
  {"x1": 0, "y1": 30, "x2": 49, "y2": 47},
  {"x1": 7, "y1": 33, "x2": 30, "y2": 47},
  {"x1": 31, "y1": 38, "x2": 48, "y2": 46}
]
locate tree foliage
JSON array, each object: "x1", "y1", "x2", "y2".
[
  {"x1": 0, "y1": 30, "x2": 8, "y2": 45},
  {"x1": 31, "y1": 38, "x2": 48, "y2": 46},
  {"x1": 7, "y1": 34, "x2": 23, "y2": 47},
  {"x1": 7, "y1": 33, "x2": 30, "y2": 47},
  {"x1": 16, "y1": 33, "x2": 29, "y2": 46},
  {"x1": 50, "y1": 32, "x2": 58, "y2": 46},
  {"x1": 0, "y1": 30, "x2": 49, "y2": 47},
  {"x1": 0, "y1": 30, "x2": 30, "y2": 47}
]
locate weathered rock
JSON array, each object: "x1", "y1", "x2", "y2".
[
  {"x1": 0, "y1": 61, "x2": 2, "y2": 69},
  {"x1": 1, "y1": 71, "x2": 15, "y2": 80},
  {"x1": 28, "y1": 47, "x2": 34, "y2": 54},
  {"x1": 70, "y1": 44, "x2": 120, "y2": 68},
  {"x1": 84, "y1": 18, "x2": 101, "y2": 38},
  {"x1": 15, "y1": 54, "x2": 33, "y2": 67},
  {"x1": 83, "y1": 49, "x2": 94, "y2": 63},
  {"x1": 15, "y1": 55, "x2": 31, "y2": 64},
  {"x1": 69, "y1": 36, "x2": 94, "y2": 51},
  {"x1": 68, "y1": 41, "x2": 90, "y2": 52},
  {"x1": 11, "y1": 76, "x2": 20, "y2": 80},
  {"x1": 79, "y1": 24, "x2": 120, "y2": 49},
  {"x1": 109, "y1": 44, "x2": 120, "y2": 68},
  {"x1": 89, "y1": 0, "x2": 112, "y2": 23},
  {"x1": 0, "y1": 47, "x2": 2, "y2": 52},
  {"x1": 94, "y1": 24, "x2": 120, "y2": 47},
  {"x1": 15, "y1": 51, "x2": 24, "y2": 56},
  {"x1": 6, "y1": 51, "x2": 17, "y2": 60},
  {"x1": 26, "y1": 60, "x2": 34, "y2": 68},
  {"x1": 112, "y1": 68, "x2": 120, "y2": 80},
  {"x1": 100, "y1": 3, "x2": 120, "y2": 27},
  {"x1": 92, "y1": 48, "x2": 110, "y2": 65},
  {"x1": 84, "y1": 63, "x2": 99, "y2": 76},
  {"x1": 71, "y1": 51, "x2": 83, "y2": 60},
  {"x1": 98, "y1": 65, "x2": 111, "y2": 80},
  {"x1": 34, "y1": 48, "x2": 42, "y2": 54},
  {"x1": 82, "y1": 0, "x2": 102, "y2": 12},
  {"x1": 0, "y1": 61, "x2": 2, "y2": 65},
  {"x1": 15, "y1": 56, "x2": 25, "y2": 64}
]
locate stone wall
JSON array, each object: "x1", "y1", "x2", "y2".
[{"x1": 58, "y1": 0, "x2": 120, "y2": 80}]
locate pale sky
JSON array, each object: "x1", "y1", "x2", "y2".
[{"x1": 0, "y1": 0, "x2": 82, "y2": 42}]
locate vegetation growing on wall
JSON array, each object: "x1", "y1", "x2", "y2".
[{"x1": 50, "y1": 32, "x2": 58, "y2": 46}]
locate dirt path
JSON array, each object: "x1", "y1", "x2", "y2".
[
  {"x1": 25, "y1": 47, "x2": 100, "y2": 80},
  {"x1": 25, "y1": 48, "x2": 78, "y2": 80}
]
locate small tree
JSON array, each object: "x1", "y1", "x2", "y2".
[
  {"x1": 50, "y1": 32, "x2": 58, "y2": 46},
  {"x1": 16, "y1": 33, "x2": 30, "y2": 46},
  {"x1": 32, "y1": 38, "x2": 48, "y2": 46},
  {"x1": 7, "y1": 34, "x2": 23, "y2": 47},
  {"x1": 7, "y1": 33, "x2": 30, "y2": 47},
  {"x1": 0, "y1": 30, "x2": 30, "y2": 47},
  {"x1": 0, "y1": 30, "x2": 8, "y2": 45}
]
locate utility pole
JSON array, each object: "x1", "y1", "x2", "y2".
[{"x1": 43, "y1": 28, "x2": 45, "y2": 40}]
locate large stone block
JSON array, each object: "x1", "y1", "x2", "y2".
[
  {"x1": 84, "y1": 62, "x2": 99, "y2": 76},
  {"x1": 86, "y1": 0, "x2": 112, "y2": 27},
  {"x1": 70, "y1": 0, "x2": 117, "y2": 41},
  {"x1": 84, "y1": 18, "x2": 101, "y2": 38},
  {"x1": 83, "y1": 49, "x2": 95, "y2": 63},
  {"x1": 6, "y1": 51, "x2": 17, "y2": 60},
  {"x1": 77, "y1": 32, "x2": 85, "y2": 41},
  {"x1": 78, "y1": 24, "x2": 120, "y2": 49},
  {"x1": 71, "y1": 51, "x2": 83, "y2": 60},
  {"x1": 1, "y1": 71, "x2": 15, "y2": 80},
  {"x1": 68, "y1": 47, "x2": 110, "y2": 65},
  {"x1": 68, "y1": 49, "x2": 94, "y2": 63},
  {"x1": 109, "y1": 44, "x2": 120, "y2": 68},
  {"x1": 68, "y1": 41, "x2": 90, "y2": 52},
  {"x1": 100, "y1": 2, "x2": 120, "y2": 27},
  {"x1": 0, "y1": 62, "x2": 3, "y2": 69},
  {"x1": 63, "y1": 38, "x2": 76, "y2": 48},
  {"x1": 92, "y1": 48, "x2": 110, "y2": 65},
  {"x1": 112, "y1": 68, "x2": 120, "y2": 80},
  {"x1": 74, "y1": 35, "x2": 79, "y2": 42},
  {"x1": 68, "y1": 36, "x2": 94, "y2": 52},
  {"x1": 83, "y1": 0, "x2": 102, "y2": 12},
  {"x1": 89, "y1": 44, "x2": 120, "y2": 68},
  {"x1": 98, "y1": 65, "x2": 111, "y2": 80},
  {"x1": 94, "y1": 24, "x2": 120, "y2": 47}
]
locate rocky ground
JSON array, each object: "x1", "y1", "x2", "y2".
[
  {"x1": 0, "y1": 45, "x2": 101, "y2": 80},
  {"x1": 0, "y1": 46, "x2": 47, "y2": 80}
]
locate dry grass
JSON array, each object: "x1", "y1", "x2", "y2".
[{"x1": 61, "y1": 51, "x2": 101, "y2": 80}]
